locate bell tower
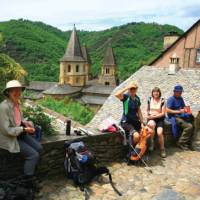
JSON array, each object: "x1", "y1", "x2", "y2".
[{"x1": 59, "y1": 25, "x2": 89, "y2": 87}]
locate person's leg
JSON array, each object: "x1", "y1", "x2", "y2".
[
  {"x1": 133, "y1": 131, "x2": 140, "y2": 145},
  {"x1": 147, "y1": 120, "x2": 156, "y2": 151},
  {"x1": 176, "y1": 118, "x2": 193, "y2": 149},
  {"x1": 18, "y1": 138, "x2": 40, "y2": 176},
  {"x1": 22, "y1": 134, "x2": 43, "y2": 154},
  {"x1": 157, "y1": 127, "x2": 165, "y2": 149}
]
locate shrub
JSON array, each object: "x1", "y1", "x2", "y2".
[{"x1": 23, "y1": 106, "x2": 56, "y2": 136}]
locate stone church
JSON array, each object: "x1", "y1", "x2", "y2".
[{"x1": 37, "y1": 25, "x2": 119, "y2": 109}]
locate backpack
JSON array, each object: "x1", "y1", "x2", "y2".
[
  {"x1": 147, "y1": 97, "x2": 165, "y2": 112},
  {"x1": 0, "y1": 176, "x2": 35, "y2": 200},
  {"x1": 64, "y1": 141, "x2": 122, "y2": 199}
]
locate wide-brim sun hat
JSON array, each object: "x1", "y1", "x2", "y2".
[
  {"x1": 3, "y1": 80, "x2": 25, "y2": 96},
  {"x1": 127, "y1": 81, "x2": 138, "y2": 89},
  {"x1": 173, "y1": 84, "x2": 184, "y2": 92}
]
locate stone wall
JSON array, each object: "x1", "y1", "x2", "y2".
[{"x1": 0, "y1": 133, "x2": 127, "y2": 180}]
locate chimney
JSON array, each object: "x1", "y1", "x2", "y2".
[
  {"x1": 168, "y1": 53, "x2": 180, "y2": 75},
  {"x1": 163, "y1": 31, "x2": 179, "y2": 50}
]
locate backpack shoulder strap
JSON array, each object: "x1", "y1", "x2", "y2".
[
  {"x1": 124, "y1": 96, "x2": 130, "y2": 116},
  {"x1": 147, "y1": 97, "x2": 151, "y2": 111}
]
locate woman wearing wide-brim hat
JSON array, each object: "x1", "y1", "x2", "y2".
[{"x1": 0, "y1": 80, "x2": 43, "y2": 178}]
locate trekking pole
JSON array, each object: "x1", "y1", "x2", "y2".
[{"x1": 129, "y1": 143, "x2": 153, "y2": 173}]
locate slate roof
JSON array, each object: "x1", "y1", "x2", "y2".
[
  {"x1": 87, "y1": 66, "x2": 200, "y2": 128},
  {"x1": 43, "y1": 84, "x2": 82, "y2": 95},
  {"x1": 81, "y1": 46, "x2": 91, "y2": 64},
  {"x1": 81, "y1": 95, "x2": 108, "y2": 105},
  {"x1": 26, "y1": 81, "x2": 57, "y2": 91},
  {"x1": 60, "y1": 25, "x2": 85, "y2": 62},
  {"x1": 103, "y1": 42, "x2": 116, "y2": 66},
  {"x1": 82, "y1": 85, "x2": 115, "y2": 95}
]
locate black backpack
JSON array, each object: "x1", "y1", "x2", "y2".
[
  {"x1": 0, "y1": 176, "x2": 35, "y2": 200},
  {"x1": 64, "y1": 141, "x2": 122, "y2": 199}
]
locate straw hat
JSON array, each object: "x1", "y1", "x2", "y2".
[
  {"x1": 3, "y1": 80, "x2": 25, "y2": 96},
  {"x1": 127, "y1": 81, "x2": 138, "y2": 89}
]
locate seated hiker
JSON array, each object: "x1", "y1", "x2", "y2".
[
  {"x1": 147, "y1": 87, "x2": 166, "y2": 158},
  {"x1": 0, "y1": 80, "x2": 43, "y2": 180},
  {"x1": 115, "y1": 82, "x2": 145, "y2": 145},
  {"x1": 166, "y1": 84, "x2": 194, "y2": 150}
]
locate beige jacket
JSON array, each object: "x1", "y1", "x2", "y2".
[{"x1": 0, "y1": 99, "x2": 24, "y2": 153}]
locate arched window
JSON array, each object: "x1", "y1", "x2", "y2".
[
  {"x1": 106, "y1": 68, "x2": 110, "y2": 74},
  {"x1": 105, "y1": 82, "x2": 110, "y2": 85},
  {"x1": 68, "y1": 65, "x2": 71, "y2": 72},
  {"x1": 76, "y1": 65, "x2": 79, "y2": 72}
]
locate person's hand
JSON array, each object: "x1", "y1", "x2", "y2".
[
  {"x1": 24, "y1": 127, "x2": 35, "y2": 134},
  {"x1": 179, "y1": 109, "x2": 185, "y2": 114},
  {"x1": 23, "y1": 121, "x2": 34, "y2": 128},
  {"x1": 147, "y1": 115, "x2": 152, "y2": 120},
  {"x1": 141, "y1": 122, "x2": 145, "y2": 129}
]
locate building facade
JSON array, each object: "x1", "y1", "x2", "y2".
[{"x1": 150, "y1": 19, "x2": 200, "y2": 69}]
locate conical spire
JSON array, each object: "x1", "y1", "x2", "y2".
[
  {"x1": 103, "y1": 39, "x2": 116, "y2": 66},
  {"x1": 81, "y1": 45, "x2": 91, "y2": 64},
  {"x1": 60, "y1": 25, "x2": 85, "y2": 62}
]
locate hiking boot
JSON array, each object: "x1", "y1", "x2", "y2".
[
  {"x1": 160, "y1": 149, "x2": 167, "y2": 158},
  {"x1": 176, "y1": 142, "x2": 190, "y2": 151}
]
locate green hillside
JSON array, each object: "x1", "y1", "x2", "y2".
[{"x1": 0, "y1": 19, "x2": 183, "y2": 81}]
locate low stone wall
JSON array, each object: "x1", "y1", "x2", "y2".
[
  {"x1": 1, "y1": 115, "x2": 199, "y2": 180},
  {"x1": 0, "y1": 133, "x2": 127, "y2": 180}
]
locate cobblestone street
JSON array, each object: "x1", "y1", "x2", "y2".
[{"x1": 37, "y1": 147, "x2": 200, "y2": 200}]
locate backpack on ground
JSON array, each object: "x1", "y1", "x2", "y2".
[
  {"x1": 64, "y1": 141, "x2": 122, "y2": 199},
  {"x1": 0, "y1": 176, "x2": 36, "y2": 200}
]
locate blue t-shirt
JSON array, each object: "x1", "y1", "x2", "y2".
[
  {"x1": 167, "y1": 95, "x2": 185, "y2": 118},
  {"x1": 121, "y1": 93, "x2": 141, "y2": 123}
]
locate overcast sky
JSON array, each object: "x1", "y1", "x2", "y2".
[{"x1": 0, "y1": 0, "x2": 200, "y2": 31}]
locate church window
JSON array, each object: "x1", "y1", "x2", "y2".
[
  {"x1": 105, "y1": 82, "x2": 110, "y2": 85},
  {"x1": 106, "y1": 68, "x2": 110, "y2": 74},
  {"x1": 76, "y1": 65, "x2": 79, "y2": 72},
  {"x1": 68, "y1": 65, "x2": 71, "y2": 72}
]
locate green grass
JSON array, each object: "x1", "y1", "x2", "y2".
[{"x1": 39, "y1": 96, "x2": 95, "y2": 125}]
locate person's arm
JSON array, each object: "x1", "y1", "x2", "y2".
[
  {"x1": 0, "y1": 105, "x2": 23, "y2": 137},
  {"x1": 138, "y1": 107, "x2": 145, "y2": 126},
  {"x1": 115, "y1": 86, "x2": 130, "y2": 100},
  {"x1": 166, "y1": 107, "x2": 184, "y2": 114}
]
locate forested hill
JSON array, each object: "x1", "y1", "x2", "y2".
[{"x1": 0, "y1": 19, "x2": 183, "y2": 81}]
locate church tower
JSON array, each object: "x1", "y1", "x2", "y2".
[
  {"x1": 98, "y1": 41, "x2": 118, "y2": 86},
  {"x1": 59, "y1": 25, "x2": 89, "y2": 87}
]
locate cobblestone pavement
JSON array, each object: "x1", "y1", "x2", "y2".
[{"x1": 37, "y1": 147, "x2": 200, "y2": 200}]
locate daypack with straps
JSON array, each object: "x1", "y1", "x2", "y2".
[
  {"x1": 147, "y1": 97, "x2": 165, "y2": 111},
  {"x1": 64, "y1": 141, "x2": 122, "y2": 199}
]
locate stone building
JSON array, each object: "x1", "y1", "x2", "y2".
[
  {"x1": 59, "y1": 25, "x2": 90, "y2": 87},
  {"x1": 27, "y1": 25, "x2": 118, "y2": 108},
  {"x1": 150, "y1": 19, "x2": 200, "y2": 70},
  {"x1": 98, "y1": 41, "x2": 118, "y2": 86}
]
